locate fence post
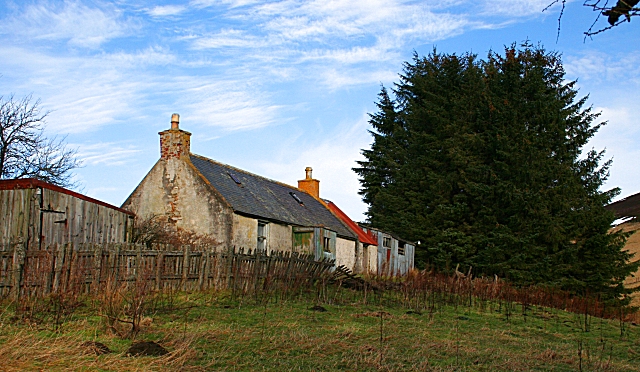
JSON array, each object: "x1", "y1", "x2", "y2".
[
  {"x1": 44, "y1": 248, "x2": 54, "y2": 295},
  {"x1": 202, "y1": 249, "x2": 212, "y2": 290},
  {"x1": 198, "y1": 248, "x2": 207, "y2": 290},
  {"x1": 113, "y1": 244, "x2": 121, "y2": 287},
  {"x1": 226, "y1": 246, "x2": 234, "y2": 290},
  {"x1": 52, "y1": 243, "x2": 64, "y2": 292},
  {"x1": 11, "y1": 239, "x2": 26, "y2": 300},
  {"x1": 156, "y1": 251, "x2": 164, "y2": 291},
  {"x1": 136, "y1": 244, "x2": 143, "y2": 281},
  {"x1": 92, "y1": 244, "x2": 103, "y2": 291},
  {"x1": 65, "y1": 243, "x2": 77, "y2": 293},
  {"x1": 253, "y1": 249, "x2": 261, "y2": 294},
  {"x1": 182, "y1": 245, "x2": 190, "y2": 291}
]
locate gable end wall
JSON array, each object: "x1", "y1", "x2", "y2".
[{"x1": 122, "y1": 157, "x2": 233, "y2": 248}]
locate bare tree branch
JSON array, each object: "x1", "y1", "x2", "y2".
[
  {"x1": 546, "y1": 0, "x2": 639, "y2": 37},
  {"x1": 0, "y1": 94, "x2": 81, "y2": 188}
]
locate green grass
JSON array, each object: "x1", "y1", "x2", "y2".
[{"x1": 1, "y1": 288, "x2": 639, "y2": 371}]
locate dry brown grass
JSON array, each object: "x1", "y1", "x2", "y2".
[{"x1": 0, "y1": 328, "x2": 198, "y2": 372}]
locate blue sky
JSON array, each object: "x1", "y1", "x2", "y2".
[{"x1": 0, "y1": 0, "x2": 638, "y2": 222}]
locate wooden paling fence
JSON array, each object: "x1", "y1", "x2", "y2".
[{"x1": 0, "y1": 242, "x2": 335, "y2": 299}]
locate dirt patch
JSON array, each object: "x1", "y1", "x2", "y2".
[
  {"x1": 309, "y1": 305, "x2": 327, "y2": 312},
  {"x1": 126, "y1": 341, "x2": 168, "y2": 357},
  {"x1": 81, "y1": 341, "x2": 111, "y2": 355}
]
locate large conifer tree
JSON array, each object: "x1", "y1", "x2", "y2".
[{"x1": 355, "y1": 43, "x2": 637, "y2": 299}]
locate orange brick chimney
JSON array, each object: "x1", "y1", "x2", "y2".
[
  {"x1": 159, "y1": 113, "x2": 191, "y2": 160},
  {"x1": 298, "y1": 167, "x2": 319, "y2": 199}
]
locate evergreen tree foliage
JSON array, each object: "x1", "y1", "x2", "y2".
[{"x1": 354, "y1": 43, "x2": 637, "y2": 299}]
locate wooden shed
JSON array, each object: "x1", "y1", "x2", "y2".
[{"x1": 0, "y1": 179, "x2": 134, "y2": 249}]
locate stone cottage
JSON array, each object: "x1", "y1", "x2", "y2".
[{"x1": 122, "y1": 114, "x2": 360, "y2": 268}]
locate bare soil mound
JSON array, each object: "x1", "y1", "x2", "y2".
[{"x1": 126, "y1": 341, "x2": 168, "y2": 357}]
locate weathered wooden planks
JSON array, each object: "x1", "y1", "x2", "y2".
[
  {"x1": 0, "y1": 185, "x2": 133, "y2": 248},
  {"x1": 0, "y1": 243, "x2": 335, "y2": 298}
]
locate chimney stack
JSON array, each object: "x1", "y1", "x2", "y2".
[
  {"x1": 298, "y1": 167, "x2": 320, "y2": 199},
  {"x1": 171, "y1": 113, "x2": 180, "y2": 129},
  {"x1": 159, "y1": 113, "x2": 191, "y2": 160}
]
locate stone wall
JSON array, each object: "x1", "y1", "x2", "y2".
[
  {"x1": 268, "y1": 222, "x2": 293, "y2": 252},
  {"x1": 122, "y1": 157, "x2": 233, "y2": 248},
  {"x1": 335, "y1": 237, "x2": 356, "y2": 271},
  {"x1": 232, "y1": 214, "x2": 257, "y2": 249}
]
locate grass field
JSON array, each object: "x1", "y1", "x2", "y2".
[{"x1": 1, "y1": 284, "x2": 640, "y2": 372}]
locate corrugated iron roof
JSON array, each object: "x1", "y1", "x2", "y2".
[
  {"x1": 326, "y1": 201, "x2": 378, "y2": 245},
  {"x1": 0, "y1": 178, "x2": 135, "y2": 216},
  {"x1": 606, "y1": 192, "x2": 640, "y2": 218},
  {"x1": 358, "y1": 224, "x2": 416, "y2": 245},
  {"x1": 190, "y1": 155, "x2": 357, "y2": 239}
]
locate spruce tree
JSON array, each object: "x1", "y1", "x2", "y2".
[{"x1": 354, "y1": 43, "x2": 637, "y2": 299}]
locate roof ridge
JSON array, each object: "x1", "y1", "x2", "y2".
[
  {"x1": 190, "y1": 153, "x2": 308, "y2": 193},
  {"x1": 189, "y1": 153, "x2": 357, "y2": 240},
  {"x1": 0, "y1": 178, "x2": 134, "y2": 216}
]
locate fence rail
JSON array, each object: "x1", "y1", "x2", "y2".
[{"x1": 0, "y1": 242, "x2": 335, "y2": 298}]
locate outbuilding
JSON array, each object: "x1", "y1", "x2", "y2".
[{"x1": 0, "y1": 178, "x2": 134, "y2": 249}]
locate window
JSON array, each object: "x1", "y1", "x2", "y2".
[
  {"x1": 228, "y1": 172, "x2": 242, "y2": 185},
  {"x1": 289, "y1": 192, "x2": 304, "y2": 205},
  {"x1": 320, "y1": 230, "x2": 336, "y2": 259},
  {"x1": 257, "y1": 221, "x2": 268, "y2": 251},
  {"x1": 383, "y1": 237, "x2": 392, "y2": 248},
  {"x1": 398, "y1": 242, "x2": 406, "y2": 256}
]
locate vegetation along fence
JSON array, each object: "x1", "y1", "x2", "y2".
[{"x1": 0, "y1": 242, "x2": 335, "y2": 299}]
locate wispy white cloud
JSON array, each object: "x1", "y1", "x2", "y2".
[
  {"x1": 104, "y1": 46, "x2": 178, "y2": 67},
  {"x1": 0, "y1": 41, "x2": 284, "y2": 134},
  {"x1": 588, "y1": 104, "x2": 640, "y2": 199},
  {"x1": 191, "y1": 0, "x2": 262, "y2": 8},
  {"x1": 299, "y1": 45, "x2": 396, "y2": 64},
  {"x1": 565, "y1": 51, "x2": 640, "y2": 85},
  {"x1": 480, "y1": 0, "x2": 557, "y2": 17},
  {"x1": 191, "y1": 29, "x2": 267, "y2": 49},
  {"x1": 174, "y1": 79, "x2": 285, "y2": 131},
  {"x1": 0, "y1": 1, "x2": 136, "y2": 48},
  {"x1": 147, "y1": 5, "x2": 187, "y2": 17},
  {"x1": 173, "y1": 0, "x2": 479, "y2": 95},
  {"x1": 76, "y1": 142, "x2": 142, "y2": 166},
  {"x1": 258, "y1": 0, "x2": 469, "y2": 43},
  {"x1": 318, "y1": 68, "x2": 399, "y2": 89},
  {"x1": 46, "y1": 84, "x2": 141, "y2": 133},
  {"x1": 257, "y1": 113, "x2": 372, "y2": 220},
  {"x1": 0, "y1": 46, "x2": 144, "y2": 133}
]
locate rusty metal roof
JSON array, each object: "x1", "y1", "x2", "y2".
[
  {"x1": 326, "y1": 201, "x2": 378, "y2": 245},
  {"x1": 0, "y1": 178, "x2": 135, "y2": 215},
  {"x1": 606, "y1": 192, "x2": 640, "y2": 218},
  {"x1": 190, "y1": 155, "x2": 356, "y2": 239}
]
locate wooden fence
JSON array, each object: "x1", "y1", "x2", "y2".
[{"x1": 0, "y1": 242, "x2": 335, "y2": 299}]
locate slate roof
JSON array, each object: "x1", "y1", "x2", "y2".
[
  {"x1": 190, "y1": 154, "x2": 357, "y2": 239},
  {"x1": 606, "y1": 192, "x2": 640, "y2": 219}
]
